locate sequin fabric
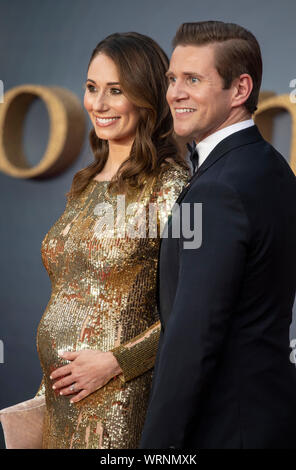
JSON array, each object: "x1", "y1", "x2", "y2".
[{"x1": 35, "y1": 164, "x2": 189, "y2": 449}]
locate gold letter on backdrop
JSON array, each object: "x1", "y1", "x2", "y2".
[
  {"x1": 0, "y1": 86, "x2": 295, "y2": 178},
  {"x1": 0, "y1": 85, "x2": 86, "y2": 178},
  {"x1": 255, "y1": 91, "x2": 296, "y2": 175}
]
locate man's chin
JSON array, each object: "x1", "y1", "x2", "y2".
[{"x1": 174, "y1": 126, "x2": 196, "y2": 140}]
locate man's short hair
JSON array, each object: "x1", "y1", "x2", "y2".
[{"x1": 173, "y1": 21, "x2": 262, "y2": 113}]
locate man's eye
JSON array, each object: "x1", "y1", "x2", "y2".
[
  {"x1": 168, "y1": 76, "x2": 176, "y2": 84},
  {"x1": 188, "y1": 76, "x2": 199, "y2": 84}
]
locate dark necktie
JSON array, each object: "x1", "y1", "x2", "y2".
[{"x1": 186, "y1": 141, "x2": 199, "y2": 174}]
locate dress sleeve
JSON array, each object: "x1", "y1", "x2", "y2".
[
  {"x1": 111, "y1": 163, "x2": 190, "y2": 383},
  {"x1": 111, "y1": 321, "x2": 161, "y2": 382},
  {"x1": 34, "y1": 375, "x2": 46, "y2": 397}
]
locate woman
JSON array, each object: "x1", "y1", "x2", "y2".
[{"x1": 35, "y1": 32, "x2": 189, "y2": 449}]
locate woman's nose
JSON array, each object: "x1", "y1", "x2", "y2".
[{"x1": 92, "y1": 92, "x2": 109, "y2": 111}]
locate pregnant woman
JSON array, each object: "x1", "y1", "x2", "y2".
[{"x1": 35, "y1": 32, "x2": 189, "y2": 448}]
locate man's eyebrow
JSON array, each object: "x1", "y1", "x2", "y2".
[
  {"x1": 86, "y1": 78, "x2": 120, "y2": 85},
  {"x1": 183, "y1": 72, "x2": 205, "y2": 79},
  {"x1": 165, "y1": 71, "x2": 205, "y2": 79}
]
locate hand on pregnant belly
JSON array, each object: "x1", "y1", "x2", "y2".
[{"x1": 49, "y1": 349, "x2": 123, "y2": 403}]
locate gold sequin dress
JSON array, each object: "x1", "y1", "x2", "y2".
[{"x1": 35, "y1": 164, "x2": 189, "y2": 449}]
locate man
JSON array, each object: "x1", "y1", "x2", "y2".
[{"x1": 140, "y1": 21, "x2": 296, "y2": 449}]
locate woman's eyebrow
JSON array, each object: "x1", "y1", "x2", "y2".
[{"x1": 86, "y1": 78, "x2": 120, "y2": 86}]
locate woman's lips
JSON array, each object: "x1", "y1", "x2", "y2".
[{"x1": 95, "y1": 116, "x2": 120, "y2": 127}]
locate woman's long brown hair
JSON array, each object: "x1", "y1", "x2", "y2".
[{"x1": 66, "y1": 32, "x2": 188, "y2": 200}]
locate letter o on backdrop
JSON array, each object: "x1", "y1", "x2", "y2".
[
  {"x1": 255, "y1": 92, "x2": 296, "y2": 175},
  {"x1": 0, "y1": 85, "x2": 86, "y2": 178}
]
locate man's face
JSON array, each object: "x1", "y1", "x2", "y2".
[{"x1": 166, "y1": 44, "x2": 235, "y2": 142}]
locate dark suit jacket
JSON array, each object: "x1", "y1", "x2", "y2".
[{"x1": 140, "y1": 125, "x2": 296, "y2": 449}]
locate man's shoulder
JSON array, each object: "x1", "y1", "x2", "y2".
[
  {"x1": 211, "y1": 133, "x2": 294, "y2": 187},
  {"x1": 186, "y1": 135, "x2": 296, "y2": 204},
  {"x1": 226, "y1": 138, "x2": 295, "y2": 190}
]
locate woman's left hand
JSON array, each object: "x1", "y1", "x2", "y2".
[{"x1": 49, "y1": 349, "x2": 122, "y2": 403}]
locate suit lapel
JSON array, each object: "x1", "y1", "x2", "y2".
[{"x1": 175, "y1": 125, "x2": 263, "y2": 206}]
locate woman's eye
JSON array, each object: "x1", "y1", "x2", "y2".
[
  {"x1": 168, "y1": 76, "x2": 176, "y2": 84},
  {"x1": 86, "y1": 84, "x2": 96, "y2": 93},
  {"x1": 110, "y1": 88, "x2": 122, "y2": 95}
]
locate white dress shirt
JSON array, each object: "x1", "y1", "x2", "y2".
[{"x1": 195, "y1": 119, "x2": 255, "y2": 168}]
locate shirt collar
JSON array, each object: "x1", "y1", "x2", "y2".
[{"x1": 195, "y1": 118, "x2": 255, "y2": 168}]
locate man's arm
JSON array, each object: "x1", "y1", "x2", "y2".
[{"x1": 140, "y1": 180, "x2": 250, "y2": 448}]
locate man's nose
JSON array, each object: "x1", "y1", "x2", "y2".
[{"x1": 168, "y1": 82, "x2": 189, "y2": 102}]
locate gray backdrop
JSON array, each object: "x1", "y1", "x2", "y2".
[{"x1": 0, "y1": 0, "x2": 295, "y2": 449}]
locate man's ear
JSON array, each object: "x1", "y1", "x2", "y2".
[{"x1": 231, "y1": 74, "x2": 253, "y2": 108}]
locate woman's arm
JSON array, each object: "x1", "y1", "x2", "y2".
[
  {"x1": 35, "y1": 375, "x2": 46, "y2": 397},
  {"x1": 110, "y1": 164, "x2": 190, "y2": 383},
  {"x1": 110, "y1": 320, "x2": 161, "y2": 382}
]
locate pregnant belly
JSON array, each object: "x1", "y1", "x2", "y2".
[{"x1": 36, "y1": 293, "x2": 118, "y2": 376}]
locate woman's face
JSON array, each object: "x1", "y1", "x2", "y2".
[{"x1": 84, "y1": 53, "x2": 140, "y2": 147}]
